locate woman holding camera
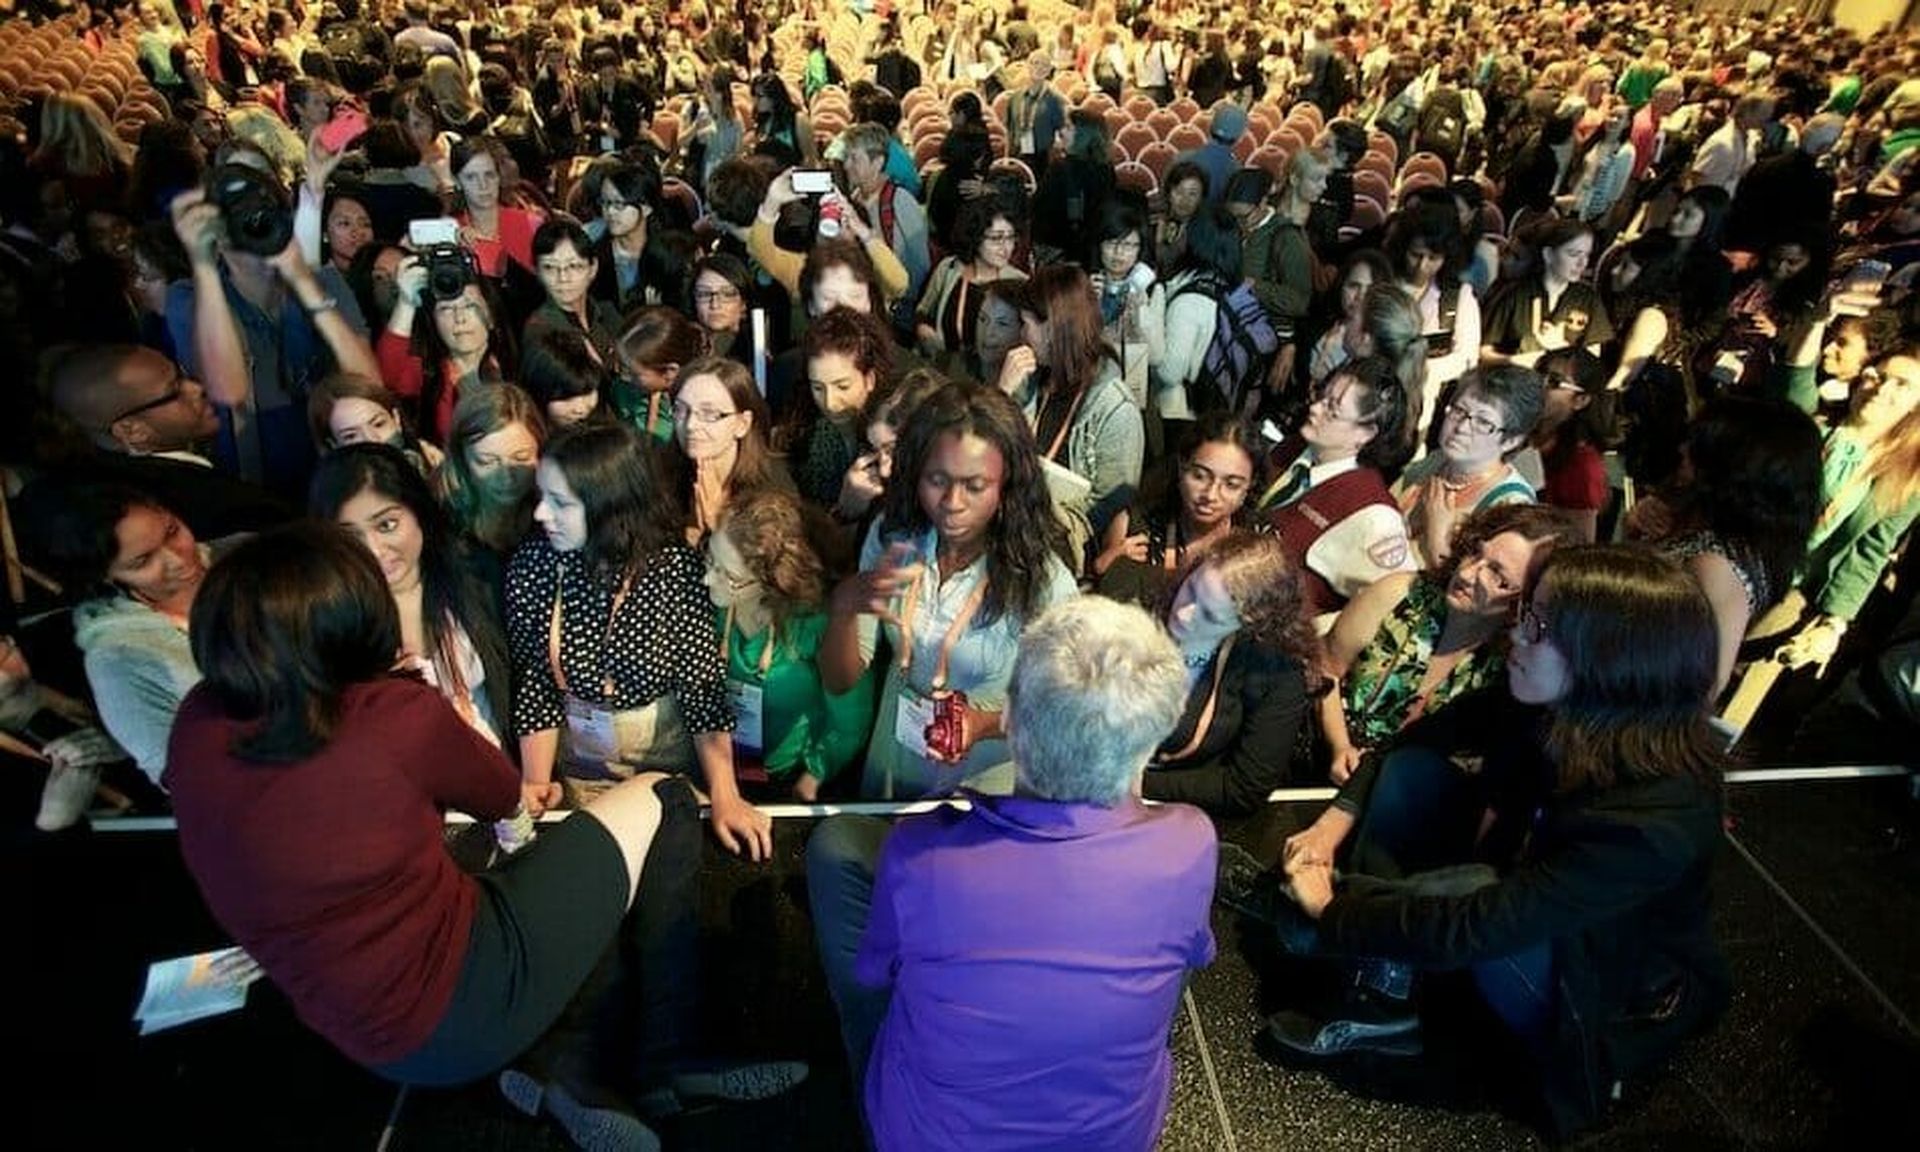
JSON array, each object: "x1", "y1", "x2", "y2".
[
  {"x1": 822, "y1": 382, "x2": 1079, "y2": 799},
  {"x1": 379, "y1": 255, "x2": 516, "y2": 445}
]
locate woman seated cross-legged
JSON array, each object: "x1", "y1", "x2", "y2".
[
  {"x1": 165, "y1": 523, "x2": 804, "y2": 1152},
  {"x1": 1221, "y1": 545, "x2": 1729, "y2": 1143}
]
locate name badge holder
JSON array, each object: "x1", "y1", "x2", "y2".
[
  {"x1": 550, "y1": 569, "x2": 635, "y2": 777},
  {"x1": 719, "y1": 606, "x2": 779, "y2": 755}
]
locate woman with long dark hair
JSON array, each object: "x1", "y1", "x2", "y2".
[
  {"x1": 505, "y1": 421, "x2": 772, "y2": 859},
  {"x1": 310, "y1": 444, "x2": 510, "y2": 747},
  {"x1": 1095, "y1": 413, "x2": 1262, "y2": 607},
  {"x1": 1239, "y1": 545, "x2": 1730, "y2": 1142},
  {"x1": 822, "y1": 381, "x2": 1078, "y2": 798},
  {"x1": 380, "y1": 257, "x2": 518, "y2": 444}
]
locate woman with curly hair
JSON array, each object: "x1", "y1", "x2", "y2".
[
  {"x1": 822, "y1": 381, "x2": 1079, "y2": 798},
  {"x1": 705, "y1": 488, "x2": 877, "y2": 801},
  {"x1": 1144, "y1": 531, "x2": 1323, "y2": 814},
  {"x1": 1318, "y1": 503, "x2": 1575, "y2": 783}
]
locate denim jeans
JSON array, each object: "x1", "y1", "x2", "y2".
[
  {"x1": 803, "y1": 815, "x2": 894, "y2": 1114},
  {"x1": 1348, "y1": 745, "x2": 1488, "y2": 880}
]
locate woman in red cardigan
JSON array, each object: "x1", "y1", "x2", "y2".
[{"x1": 166, "y1": 523, "x2": 802, "y2": 1150}]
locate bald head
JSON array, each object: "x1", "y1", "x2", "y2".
[{"x1": 48, "y1": 344, "x2": 218, "y2": 454}]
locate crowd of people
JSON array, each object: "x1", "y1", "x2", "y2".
[{"x1": 6, "y1": 0, "x2": 1920, "y2": 1148}]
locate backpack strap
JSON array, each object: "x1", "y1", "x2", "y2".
[{"x1": 877, "y1": 181, "x2": 899, "y2": 247}]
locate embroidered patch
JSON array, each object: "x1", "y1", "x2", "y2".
[{"x1": 1368, "y1": 533, "x2": 1410, "y2": 570}]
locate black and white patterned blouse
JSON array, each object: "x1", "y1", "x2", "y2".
[{"x1": 504, "y1": 534, "x2": 735, "y2": 738}]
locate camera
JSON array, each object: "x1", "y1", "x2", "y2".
[
  {"x1": 423, "y1": 245, "x2": 481, "y2": 302},
  {"x1": 206, "y1": 163, "x2": 294, "y2": 257}
]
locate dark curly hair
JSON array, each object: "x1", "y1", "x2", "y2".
[
  {"x1": 545, "y1": 421, "x2": 684, "y2": 579},
  {"x1": 1675, "y1": 396, "x2": 1823, "y2": 606},
  {"x1": 953, "y1": 194, "x2": 1021, "y2": 264},
  {"x1": 880, "y1": 381, "x2": 1069, "y2": 625}
]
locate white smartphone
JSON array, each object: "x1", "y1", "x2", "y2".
[
  {"x1": 408, "y1": 217, "x2": 460, "y2": 248},
  {"x1": 791, "y1": 169, "x2": 836, "y2": 195}
]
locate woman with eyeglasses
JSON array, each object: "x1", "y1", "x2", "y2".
[
  {"x1": 1529, "y1": 349, "x2": 1615, "y2": 543},
  {"x1": 1256, "y1": 356, "x2": 1419, "y2": 626},
  {"x1": 1145, "y1": 531, "x2": 1320, "y2": 815},
  {"x1": 914, "y1": 198, "x2": 1029, "y2": 372},
  {"x1": 588, "y1": 161, "x2": 658, "y2": 315},
  {"x1": 672, "y1": 356, "x2": 789, "y2": 545},
  {"x1": 1393, "y1": 366, "x2": 1546, "y2": 569},
  {"x1": 522, "y1": 216, "x2": 623, "y2": 385},
  {"x1": 380, "y1": 256, "x2": 517, "y2": 445},
  {"x1": 1089, "y1": 198, "x2": 1168, "y2": 426},
  {"x1": 1095, "y1": 413, "x2": 1260, "y2": 608},
  {"x1": 306, "y1": 373, "x2": 444, "y2": 474},
  {"x1": 704, "y1": 488, "x2": 876, "y2": 803},
  {"x1": 505, "y1": 420, "x2": 775, "y2": 861},
  {"x1": 1230, "y1": 546, "x2": 1728, "y2": 1141},
  {"x1": 1317, "y1": 503, "x2": 1573, "y2": 784},
  {"x1": 452, "y1": 137, "x2": 544, "y2": 280},
  {"x1": 822, "y1": 381, "x2": 1078, "y2": 799},
  {"x1": 689, "y1": 253, "x2": 754, "y2": 363}
]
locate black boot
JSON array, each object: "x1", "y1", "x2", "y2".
[
  {"x1": 1261, "y1": 960, "x2": 1422, "y2": 1061},
  {"x1": 1214, "y1": 841, "x2": 1325, "y2": 955}
]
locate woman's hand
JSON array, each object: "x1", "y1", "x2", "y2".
[
  {"x1": 42, "y1": 726, "x2": 125, "y2": 772},
  {"x1": 171, "y1": 188, "x2": 224, "y2": 269},
  {"x1": 837, "y1": 452, "x2": 886, "y2": 520},
  {"x1": 1092, "y1": 532, "x2": 1149, "y2": 575},
  {"x1": 208, "y1": 947, "x2": 265, "y2": 989},
  {"x1": 792, "y1": 773, "x2": 822, "y2": 802},
  {"x1": 305, "y1": 128, "x2": 346, "y2": 198},
  {"x1": 1780, "y1": 616, "x2": 1846, "y2": 674},
  {"x1": 521, "y1": 780, "x2": 563, "y2": 817},
  {"x1": 996, "y1": 344, "x2": 1038, "y2": 397},
  {"x1": 1327, "y1": 742, "x2": 1366, "y2": 785},
  {"x1": 1283, "y1": 807, "x2": 1355, "y2": 872},
  {"x1": 830, "y1": 541, "x2": 924, "y2": 621},
  {"x1": 1282, "y1": 854, "x2": 1335, "y2": 918},
  {"x1": 394, "y1": 256, "x2": 428, "y2": 308},
  {"x1": 709, "y1": 791, "x2": 774, "y2": 861},
  {"x1": 929, "y1": 701, "x2": 997, "y2": 764}
]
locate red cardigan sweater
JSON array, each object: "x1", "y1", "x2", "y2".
[{"x1": 165, "y1": 677, "x2": 519, "y2": 1066}]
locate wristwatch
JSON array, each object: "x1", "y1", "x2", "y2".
[{"x1": 304, "y1": 295, "x2": 340, "y2": 317}]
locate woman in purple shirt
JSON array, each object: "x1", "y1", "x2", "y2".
[{"x1": 807, "y1": 596, "x2": 1217, "y2": 1150}]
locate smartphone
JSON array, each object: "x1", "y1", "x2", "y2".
[
  {"x1": 408, "y1": 217, "x2": 461, "y2": 248},
  {"x1": 791, "y1": 168, "x2": 835, "y2": 195},
  {"x1": 316, "y1": 107, "x2": 369, "y2": 154},
  {"x1": 1847, "y1": 259, "x2": 1893, "y2": 295}
]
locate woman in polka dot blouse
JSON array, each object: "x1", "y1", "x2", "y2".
[{"x1": 505, "y1": 421, "x2": 773, "y2": 859}]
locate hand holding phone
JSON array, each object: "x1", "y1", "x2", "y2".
[{"x1": 791, "y1": 168, "x2": 836, "y2": 195}]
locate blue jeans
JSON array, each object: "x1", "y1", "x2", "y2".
[
  {"x1": 1348, "y1": 745, "x2": 1486, "y2": 880},
  {"x1": 1473, "y1": 944, "x2": 1556, "y2": 1051},
  {"x1": 804, "y1": 815, "x2": 893, "y2": 1112}
]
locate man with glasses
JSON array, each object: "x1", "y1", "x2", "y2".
[
  {"x1": 1394, "y1": 366, "x2": 1545, "y2": 568},
  {"x1": 36, "y1": 344, "x2": 289, "y2": 539}
]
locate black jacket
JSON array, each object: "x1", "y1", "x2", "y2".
[
  {"x1": 1326, "y1": 688, "x2": 1728, "y2": 1139},
  {"x1": 1143, "y1": 638, "x2": 1310, "y2": 815}
]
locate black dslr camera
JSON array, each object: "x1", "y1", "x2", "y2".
[
  {"x1": 206, "y1": 163, "x2": 295, "y2": 257},
  {"x1": 407, "y1": 218, "x2": 482, "y2": 302}
]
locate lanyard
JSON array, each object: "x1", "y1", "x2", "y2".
[
  {"x1": 718, "y1": 603, "x2": 779, "y2": 677},
  {"x1": 897, "y1": 566, "x2": 989, "y2": 691},
  {"x1": 1042, "y1": 384, "x2": 1088, "y2": 462},
  {"x1": 1156, "y1": 636, "x2": 1236, "y2": 764},
  {"x1": 548, "y1": 564, "x2": 635, "y2": 699}
]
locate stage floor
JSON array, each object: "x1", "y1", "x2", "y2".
[{"x1": 20, "y1": 774, "x2": 1920, "y2": 1150}]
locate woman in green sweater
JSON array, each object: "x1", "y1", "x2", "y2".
[{"x1": 705, "y1": 488, "x2": 876, "y2": 801}]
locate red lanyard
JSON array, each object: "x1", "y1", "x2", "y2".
[{"x1": 897, "y1": 568, "x2": 989, "y2": 692}]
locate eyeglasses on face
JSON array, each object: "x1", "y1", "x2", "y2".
[
  {"x1": 694, "y1": 287, "x2": 743, "y2": 305},
  {"x1": 107, "y1": 366, "x2": 188, "y2": 427},
  {"x1": 673, "y1": 403, "x2": 739, "y2": 425},
  {"x1": 1443, "y1": 402, "x2": 1506, "y2": 437},
  {"x1": 538, "y1": 260, "x2": 594, "y2": 280}
]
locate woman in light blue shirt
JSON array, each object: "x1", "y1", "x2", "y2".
[{"x1": 821, "y1": 382, "x2": 1078, "y2": 798}]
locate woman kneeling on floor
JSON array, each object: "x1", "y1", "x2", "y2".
[
  {"x1": 166, "y1": 523, "x2": 802, "y2": 1152},
  {"x1": 1222, "y1": 544, "x2": 1728, "y2": 1140}
]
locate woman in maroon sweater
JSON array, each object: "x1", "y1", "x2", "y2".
[{"x1": 166, "y1": 522, "x2": 801, "y2": 1151}]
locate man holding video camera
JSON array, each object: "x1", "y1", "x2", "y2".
[{"x1": 167, "y1": 155, "x2": 380, "y2": 500}]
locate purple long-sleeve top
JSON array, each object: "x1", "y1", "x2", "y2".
[{"x1": 857, "y1": 793, "x2": 1218, "y2": 1151}]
